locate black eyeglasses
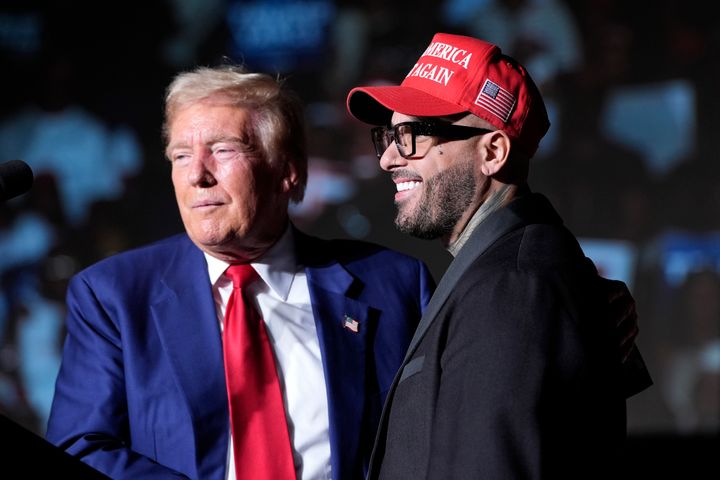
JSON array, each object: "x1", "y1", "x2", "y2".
[{"x1": 370, "y1": 121, "x2": 493, "y2": 159}]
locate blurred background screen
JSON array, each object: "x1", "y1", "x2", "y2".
[{"x1": 0, "y1": 0, "x2": 717, "y2": 474}]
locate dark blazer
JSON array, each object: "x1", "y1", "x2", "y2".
[
  {"x1": 46, "y1": 229, "x2": 435, "y2": 479},
  {"x1": 369, "y1": 193, "x2": 643, "y2": 479}
]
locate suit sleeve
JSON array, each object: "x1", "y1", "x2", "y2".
[{"x1": 46, "y1": 274, "x2": 189, "y2": 479}]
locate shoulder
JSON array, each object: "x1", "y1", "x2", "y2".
[
  {"x1": 456, "y1": 220, "x2": 597, "y2": 302},
  {"x1": 73, "y1": 233, "x2": 196, "y2": 285},
  {"x1": 296, "y1": 231, "x2": 428, "y2": 271},
  {"x1": 506, "y1": 192, "x2": 588, "y2": 271},
  {"x1": 296, "y1": 232, "x2": 436, "y2": 298},
  {"x1": 517, "y1": 223, "x2": 586, "y2": 269}
]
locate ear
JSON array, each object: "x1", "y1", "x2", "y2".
[
  {"x1": 280, "y1": 159, "x2": 299, "y2": 194},
  {"x1": 478, "y1": 130, "x2": 511, "y2": 177}
]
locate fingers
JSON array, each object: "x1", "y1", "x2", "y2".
[{"x1": 601, "y1": 277, "x2": 640, "y2": 362}]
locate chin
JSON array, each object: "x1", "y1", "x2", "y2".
[{"x1": 188, "y1": 229, "x2": 226, "y2": 249}]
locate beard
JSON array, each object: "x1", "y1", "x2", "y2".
[{"x1": 394, "y1": 157, "x2": 476, "y2": 240}]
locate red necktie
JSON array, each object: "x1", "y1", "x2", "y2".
[{"x1": 222, "y1": 264, "x2": 296, "y2": 479}]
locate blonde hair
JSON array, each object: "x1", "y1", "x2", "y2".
[{"x1": 163, "y1": 65, "x2": 307, "y2": 202}]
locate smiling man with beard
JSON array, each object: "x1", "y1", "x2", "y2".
[{"x1": 347, "y1": 33, "x2": 652, "y2": 479}]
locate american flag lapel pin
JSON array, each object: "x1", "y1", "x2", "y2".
[{"x1": 343, "y1": 314, "x2": 360, "y2": 333}]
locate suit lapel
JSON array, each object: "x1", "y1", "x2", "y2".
[
  {"x1": 298, "y1": 232, "x2": 372, "y2": 480},
  {"x1": 150, "y1": 236, "x2": 229, "y2": 479},
  {"x1": 402, "y1": 201, "x2": 528, "y2": 361}
]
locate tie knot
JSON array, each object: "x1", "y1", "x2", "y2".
[{"x1": 226, "y1": 264, "x2": 259, "y2": 289}]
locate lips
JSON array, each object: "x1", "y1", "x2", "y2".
[
  {"x1": 392, "y1": 178, "x2": 423, "y2": 202},
  {"x1": 391, "y1": 170, "x2": 423, "y2": 201},
  {"x1": 191, "y1": 199, "x2": 224, "y2": 209}
]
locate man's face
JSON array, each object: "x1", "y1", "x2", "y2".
[
  {"x1": 167, "y1": 100, "x2": 291, "y2": 261},
  {"x1": 379, "y1": 113, "x2": 482, "y2": 240}
]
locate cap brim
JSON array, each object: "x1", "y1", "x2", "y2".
[{"x1": 347, "y1": 86, "x2": 467, "y2": 125}]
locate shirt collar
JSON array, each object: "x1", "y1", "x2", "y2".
[{"x1": 204, "y1": 225, "x2": 298, "y2": 301}]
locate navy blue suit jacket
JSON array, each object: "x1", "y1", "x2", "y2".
[{"x1": 46, "y1": 229, "x2": 434, "y2": 479}]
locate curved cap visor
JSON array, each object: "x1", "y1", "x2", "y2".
[{"x1": 347, "y1": 86, "x2": 468, "y2": 126}]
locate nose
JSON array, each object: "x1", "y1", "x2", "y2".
[
  {"x1": 379, "y1": 143, "x2": 408, "y2": 172},
  {"x1": 188, "y1": 149, "x2": 217, "y2": 187}
]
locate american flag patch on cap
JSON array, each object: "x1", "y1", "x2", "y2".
[{"x1": 475, "y1": 79, "x2": 516, "y2": 123}]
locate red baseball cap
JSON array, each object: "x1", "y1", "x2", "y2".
[{"x1": 347, "y1": 33, "x2": 550, "y2": 156}]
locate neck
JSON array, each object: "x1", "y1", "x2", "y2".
[{"x1": 444, "y1": 183, "x2": 521, "y2": 254}]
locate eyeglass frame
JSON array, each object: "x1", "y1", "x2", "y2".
[{"x1": 370, "y1": 121, "x2": 494, "y2": 159}]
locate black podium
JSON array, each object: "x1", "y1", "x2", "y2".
[{"x1": 0, "y1": 413, "x2": 109, "y2": 478}]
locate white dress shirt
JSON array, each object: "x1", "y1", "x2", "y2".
[{"x1": 205, "y1": 227, "x2": 332, "y2": 480}]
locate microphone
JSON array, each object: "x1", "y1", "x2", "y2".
[{"x1": 0, "y1": 160, "x2": 34, "y2": 201}]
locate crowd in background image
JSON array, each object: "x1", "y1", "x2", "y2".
[{"x1": 0, "y1": 0, "x2": 718, "y2": 441}]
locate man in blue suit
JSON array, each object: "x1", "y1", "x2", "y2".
[{"x1": 46, "y1": 66, "x2": 434, "y2": 479}]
